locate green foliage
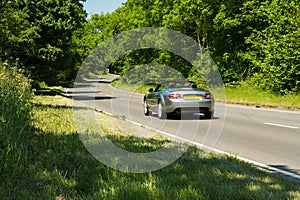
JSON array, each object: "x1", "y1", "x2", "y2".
[
  {"x1": 2, "y1": 0, "x2": 298, "y2": 93},
  {"x1": 243, "y1": 0, "x2": 300, "y2": 94},
  {"x1": 0, "y1": 0, "x2": 87, "y2": 85},
  {"x1": 80, "y1": 0, "x2": 299, "y2": 94},
  {"x1": 110, "y1": 49, "x2": 192, "y2": 78},
  {"x1": 75, "y1": 13, "x2": 111, "y2": 59},
  {"x1": 0, "y1": 65, "x2": 33, "y2": 179}
]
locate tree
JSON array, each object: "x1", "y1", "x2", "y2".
[
  {"x1": 243, "y1": 0, "x2": 300, "y2": 93},
  {"x1": 0, "y1": 0, "x2": 39, "y2": 68},
  {"x1": 79, "y1": 0, "x2": 299, "y2": 94},
  {"x1": 0, "y1": 0, "x2": 87, "y2": 85}
]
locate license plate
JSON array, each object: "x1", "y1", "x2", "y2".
[{"x1": 183, "y1": 95, "x2": 201, "y2": 100}]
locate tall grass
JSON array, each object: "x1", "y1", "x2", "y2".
[{"x1": 0, "y1": 66, "x2": 33, "y2": 192}]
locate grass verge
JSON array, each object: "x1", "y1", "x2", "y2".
[
  {"x1": 1, "y1": 94, "x2": 299, "y2": 199},
  {"x1": 219, "y1": 85, "x2": 300, "y2": 110}
]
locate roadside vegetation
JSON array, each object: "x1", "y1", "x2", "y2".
[
  {"x1": 220, "y1": 84, "x2": 300, "y2": 110},
  {"x1": 0, "y1": 66, "x2": 33, "y2": 192}
]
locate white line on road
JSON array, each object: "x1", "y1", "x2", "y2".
[{"x1": 264, "y1": 122, "x2": 299, "y2": 129}]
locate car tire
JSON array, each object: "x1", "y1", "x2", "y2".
[
  {"x1": 204, "y1": 111, "x2": 213, "y2": 119},
  {"x1": 144, "y1": 101, "x2": 150, "y2": 116},
  {"x1": 157, "y1": 101, "x2": 167, "y2": 119}
]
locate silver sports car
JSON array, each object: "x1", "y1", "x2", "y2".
[{"x1": 143, "y1": 81, "x2": 214, "y2": 119}]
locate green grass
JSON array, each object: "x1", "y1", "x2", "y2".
[
  {"x1": 218, "y1": 85, "x2": 300, "y2": 110},
  {"x1": 1, "y1": 95, "x2": 299, "y2": 199}
]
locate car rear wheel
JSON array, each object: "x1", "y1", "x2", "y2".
[
  {"x1": 144, "y1": 101, "x2": 150, "y2": 116},
  {"x1": 204, "y1": 111, "x2": 213, "y2": 119},
  {"x1": 157, "y1": 102, "x2": 167, "y2": 119}
]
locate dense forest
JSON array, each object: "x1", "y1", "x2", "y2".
[
  {"x1": 0, "y1": 0, "x2": 299, "y2": 94},
  {"x1": 0, "y1": 0, "x2": 86, "y2": 85}
]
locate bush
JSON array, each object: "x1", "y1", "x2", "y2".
[{"x1": 0, "y1": 65, "x2": 33, "y2": 178}]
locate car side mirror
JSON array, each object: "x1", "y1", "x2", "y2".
[{"x1": 148, "y1": 88, "x2": 154, "y2": 93}]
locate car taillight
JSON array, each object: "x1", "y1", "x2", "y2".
[
  {"x1": 168, "y1": 93, "x2": 181, "y2": 99},
  {"x1": 203, "y1": 93, "x2": 212, "y2": 99}
]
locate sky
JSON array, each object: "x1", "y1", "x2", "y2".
[{"x1": 83, "y1": 0, "x2": 127, "y2": 15}]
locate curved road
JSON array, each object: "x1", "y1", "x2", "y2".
[{"x1": 71, "y1": 78, "x2": 300, "y2": 177}]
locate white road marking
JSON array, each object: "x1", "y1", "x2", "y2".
[{"x1": 264, "y1": 122, "x2": 299, "y2": 129}]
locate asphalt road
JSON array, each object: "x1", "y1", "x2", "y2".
[{"x1": 71, "y1": 78, "x2": 300, "y2": 177}]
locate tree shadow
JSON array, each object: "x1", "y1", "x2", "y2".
[
  {"x1": 32, "y1": 102, "x2": 87, "y2": 111},
  {"x1": 34, "y1": 88, "x2": 61, "y2": 96},
  {"x1": 151, "y1": 113, "x2": 220, "y2": 121},
  {"x1": 66, "y1": 91, "x2": 102, "y2": 94},
  {"x1": 72, "y1": 96, "x2": 116, "y2": 101}
]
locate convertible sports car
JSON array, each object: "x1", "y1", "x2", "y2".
[{"x1": 143, "y1": 80, "x2": 214, "y2": 119}]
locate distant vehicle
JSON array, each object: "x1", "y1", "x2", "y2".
[{"x1": 143, "y1": 80, "x2": 214, "y2": 119}]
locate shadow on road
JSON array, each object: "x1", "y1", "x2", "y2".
[
  {"x1": 66, "y1": 91, "x2": 102, "y2": 94},
  {"x1": 150, "y1": 114, "x2": 219, "y2": 121},
  {"x1": 72, "y1": 96, "x2": 117, "y2": 101}
]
